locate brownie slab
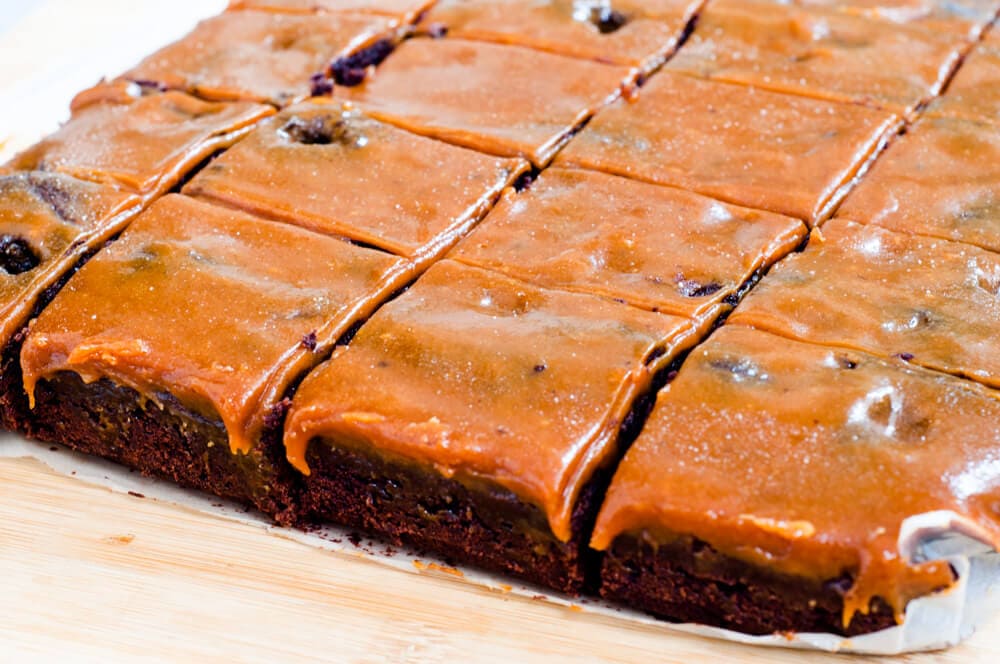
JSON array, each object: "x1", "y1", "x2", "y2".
[
  {"x1": 340, "y1": 37, "x2": 632, "y2": 166},
  {"x1": 5, "y1": 83, "x2": 274, "y2": 201},
  {"x1": 18, "y1": 194, "x2": 412, "y2": 521},
  {"x1": 836, "y1": 115, "x2": 1000, "y2": 253},
  {"x1": 184, "y1": 100, "x2": 528, "y2": 263},
  {"x1": 666, "y1": 0, "x2": 963, "y2": 115},
  {"x1": 452, "y1": 167, "x2": 807, "y2": 319},
  {"x1": 284, "y1": 259, "x2": 708, "y2": 592},
  {"x1": 123, "y1": 10, "x2": 399, "y2": 106},
  {"x1": 422, "y1": 0, "x2": 702, "y2": 72},
  {"x1": 228, "y1": 0, "x2": 436, "y2": 23},
  {"x1": 0, "y1": 173, "x2": 140, "y2": 429},
  {"x1": 592, "y1": 326, "x2": 1000, "y2": 634},
  {"x1": 555, "y1": 72, "x2": 900, "y2": 224},
  {"x1": 927, "y1": 32, "x2": 1000, "y2": 127},
  {"x1": 730, "y1": 218, "x2": 1000, "y2": 388}
]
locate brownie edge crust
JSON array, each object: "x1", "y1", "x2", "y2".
[
  {"x1": 599, "y1": 533, "x2": 899, "y2": 636},
  {"x1": 21, "y1": 372, "x2": 302, "y2": 525},
  {"x1": 301, "y1": 437, "x2": 610, "y2": 595}
]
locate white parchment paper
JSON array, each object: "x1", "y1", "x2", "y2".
[{"x1": 2, "y1": 435, "x2": 998, "y2": 655}]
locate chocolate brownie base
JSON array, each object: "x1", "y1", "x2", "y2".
[
  {"x1": 301, "y1": 438, "x2": 610, "y2": 595},
  {"x1": 18, "y1": 372, "x2": 302, "y2": 525},
  {"x1": 600, "y1": 534, "x2": 900, "y2": 636}
]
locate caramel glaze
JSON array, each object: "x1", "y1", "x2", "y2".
[
  {"x1": 837, "y1": 115, "x2": 1000, "y2": 254},
  {"x1": 452, "y1": 167, "x2": 807, "y2": 320},
  {"x1": 0, "y1": 173, "x2": 140, "y2": 347},
  {"x1": 341, "y1": 38, "x2": 632, "y2": 167},
  {"x1": 666, "y1": 0, "x2": 963, "y2": 116},
  {"x1": 591, "y1": 325, "x2": 1000, "y2": 625},
  {"x1": 21, "y1": 194, "x2": 412, "y2": 456},
  {"x1": 730, "y1": 219, "x2": 1000, "y2": 389},
  {"x1": 792, "y1": 0, "x2": 1000, "y2": 38},
  {"x1": 5, "y1": 82, "x2": 273, "y2": 200},
  {"x1": 124, "y1": 11, "x2": 398, "y2": 106},
  {"x1": 185, "y1": 100, "x2": 528, "y2": 262},
  {"x1": 554, "y1": 72, "x2": 901, "y2": 225},
  {"x1": 423, "y1": 0, "x2": 702, "y2": 71},
  {"x1": 284, "y1": 259, "x2": 711, "y2": 542},
  {"x1": 227, "y1": 0, "x2": 436, "y2": 23},
  {"x1": 926, "y1": 33, "x2": 1000, "y2": 127}
]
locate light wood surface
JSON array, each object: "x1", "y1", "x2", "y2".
[
  {"x1": 1, "y1": 455, "x2": 998, "y2": 663},
  {"x1": 2, "y1": 2, "x2": 1000, "y2": 661}
]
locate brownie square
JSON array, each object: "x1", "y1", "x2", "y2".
[
  {"x1": 451, "y1": 167, "x2": 807, "y2": 319},
  {"x1": 836, "y1": 115, "x2": 1000, "y2": 253},
  {"x1": 123, "y1": 10, "x2": 400, "y2": 106},
  {"x1": 593, "y1": 325, "x2": 1000, "y2": 634},
  {"x1": 228, "y1": 0, "x2": 436, "y2": 23},
  {"x1": 793, "y1": 0, "x2": 999, "y2": 38},
  {"x1": 5, "y1": 83, "x2": 274, "y2": 200},
  {"x1": 340, "y1": 38, "x2": 632, "y2": 166},
  {"x1": 0, "y1": 173, "x2": 140, "y2": 428},
  {"x1": 284, "y1": 259, "x2": 707, "y2": 592},
  {"x1": 665, "y1": 0, "x2": 964, "y2": 115},
  {"x1": 730, "y1": 218, "x2": 1000, "y2": 388},
  {"x1": 18, "y1": 194, "x2": 412, "y2": 522},
  {"x1": 423, "y1": 0, "x2": 702, "y2": 72},
  {"x1": 926, "y1": 33, "x2": 1000, "y2": 127},
  {"x1": 184, "y1": 101, "x2": 528, "y2": 263},
  {"x1": 556, "y1": 72, "x2": 900, "y2": 223}
]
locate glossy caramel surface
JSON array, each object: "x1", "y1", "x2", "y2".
[
  {"x1": 0, "y1": 173, "x2": 139, "y2": 347},
  {"x1": 341, "y1": 37, "x2": 631, "y2": 166},
  {"x1": 731, "y1": 219, "x2": 1000, "y2": 388},
  {"x1": 424, "y1": 0, "x2": 702, "y2": 69},
  {"x1": 556, "y1": 72, "x2": 900, "y2": 223},
  {"x1": 21, "y1": 194, "x2": 411, "y2": 454},
  {"x1": 5, "y1": 84, "x2": 273, "y2": 198},
  {"x1": 185, "y1": 101, "x2": 527, "y2": 261},
  {"x1": 452, "y1": 167, "x2": 806, "y2": 319},
  {"x1": 228, "y1": 0, "x2": 436, "y2": 22},
  {"x1": 285, "y1": 259, "x2": 707, "y2": 541},
  {"x1": 927, "y1": 33, "x2": 1000, "y2": 127},
  {"x1": 125, "y1": 11, "x2": 395, "y2": 105},
  {"x1": 792, "y1": 0, "x2": 1000, "y2": 37},
  {"x1": 837, "y1": 115, "x2": 1000, "y2": 253},
  {"x1": 667, "y1": 0, "x2": 962, "y2": 114},
  {"x1": 592, "y1": 325, "x2": 1000, "y2": 622}
]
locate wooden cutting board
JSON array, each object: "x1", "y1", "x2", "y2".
[{"x1": 2, "y1": 2, "x2": 999, "y2": 661}]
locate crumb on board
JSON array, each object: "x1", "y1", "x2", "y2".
[
  {"x1": 104, "y1": 534, "x2": 136, "y2": 545},
  {"x1": 412, "y1": 560, "x2": 464, "y2": 578}
]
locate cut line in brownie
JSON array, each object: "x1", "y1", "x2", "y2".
[
  {"x1": 5, "y1": 83, "x2": 274, "y2": 201},
  {"x1": 228, "y1": 0, "x2": 437, "y2": 24},
  {"x1": 730, "y1": 218, "x2": 1000, "y2": 389},
  {"x1": 836, "y1": 115, "x2": 1000, "y2": 253},
  {"x1": 421, "y1": 0, "x2": 703, "y2": 73},
  {"x1": 926, "y1": 32, "x2": 1000, "y2": 127},
  {"x1": 340, "y1": 37, "x2": 633, "y2": 166},
  {"x1": 123, "y1": 10, "x2": 402, "y2": 106},
  {"x1": 284, "y1": 259, "x2": 711, "y2": 592},
  {"x1": 555, "y1": 72, "x2": 901, "y2": 224},
  {"x1": 18, "y1": 194, "x2": 413, "y2": 521},
  {"x1": 184, "y1": 100, "x2": 528, "y2": 265},
  {"x1": 592, "y1": 325, "x2": 1000, "y2": 634},
  {"x1": 665, "y1": 0, "x2": 965, "y2": 116},
  {"x1": 451, "y1": 167, "x2": 807, "y2": 320},
  {"x1": 0, "y1": 173, "x2": 141, "y2": 430}
]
